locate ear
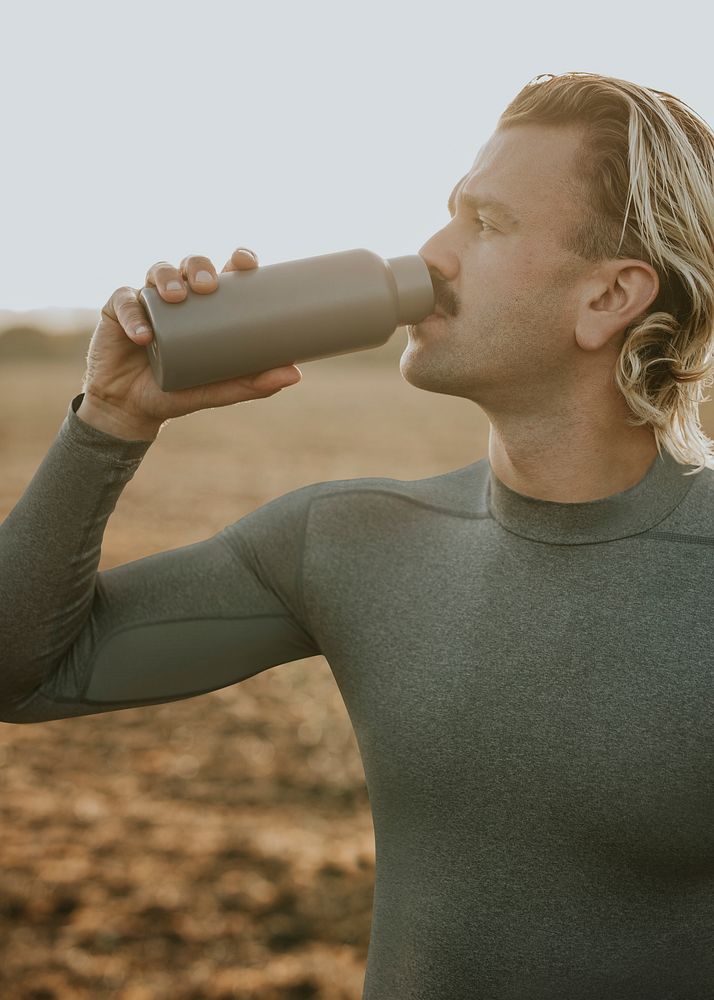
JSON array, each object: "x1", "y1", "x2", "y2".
[{"x1": 574, "y1": 259, "x2": 660, "y2": 352}]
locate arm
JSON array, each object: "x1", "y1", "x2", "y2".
[{"x1": 0, "y1": 393, "x2": 321, "y2": 724}]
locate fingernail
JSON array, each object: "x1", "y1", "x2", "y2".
[{"x1": 195, "y1": 270, "x2": 214, "y2": 284}]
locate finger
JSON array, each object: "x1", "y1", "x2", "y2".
[
  {"x1": 102, "y1": 286, "x2": 153, "y2": 343},
  {"x1": 144, "y1": 261, "x2": 187, "y2": 300},
  {"x1": 221, "y1": 247, "x2": 259, "y2": 274},
  {"x1": 178, "y1": 254, "x2": 218, "y2": 293}
]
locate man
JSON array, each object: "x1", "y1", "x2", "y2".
[{"x1": 1, "y1": 72, "x2": 713, "y2": 998}]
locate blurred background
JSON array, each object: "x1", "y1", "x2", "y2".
[{"x1": 1, "y1": 0, "x2": 713, "y2": 997}]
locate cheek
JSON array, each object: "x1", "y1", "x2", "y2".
[
  {"x1": 468, "y1": 248, "x2": 533, "y2": 305},
  {"x1": 474, "y1": 236, "x2": 536, "y2": 276},
  {"x1": 513, "y1": 241, "x2": 555, "y2": 279},
  {"x1": 504, "y1": 245, "x2": 573, "y2": 309},
  {"x1": 462, "y1": 237, "x2": 565, "y2": 309}
]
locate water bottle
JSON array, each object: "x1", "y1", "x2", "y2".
[{"x1": 137, "y1": 248, "x2": 436, "y2": 392}]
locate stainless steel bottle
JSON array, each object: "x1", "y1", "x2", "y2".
[{"x1": 137, "y1": 247, "x2": 435, "y2": 392}]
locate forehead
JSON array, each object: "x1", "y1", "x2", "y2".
[{"x1": 456, "y1": 124, "x2": 586, "y2": 224}]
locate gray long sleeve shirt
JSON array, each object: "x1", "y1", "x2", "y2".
[{"x1": 1, "y1": 391, "x2": 713, "y2": 1000}]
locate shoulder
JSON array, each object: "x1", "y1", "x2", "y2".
[
  {"x1": 303, "y1": 457, "x2": 491, "y2": 520},
  {"x1": 655, "y1": 463, "x2": 714, "y2": 541}
]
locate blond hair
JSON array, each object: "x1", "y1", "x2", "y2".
[{"x1": 498, "y1": 71, "x2": 714, "y2": 474}]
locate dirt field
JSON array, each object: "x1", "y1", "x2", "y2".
[{"x1": 0, "y1": 335, "x2": 493, "y2": 1000}]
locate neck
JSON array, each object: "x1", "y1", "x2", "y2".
[{"x1": 487, "y1": 418, "x2": 660, "y2": 504}]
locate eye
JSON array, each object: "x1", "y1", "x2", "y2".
[{"x1": 446, "y1": 210, "x2": 496, "y2": 233}]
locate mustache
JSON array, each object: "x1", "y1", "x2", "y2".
[{"x1": 428, "y1": 271, "x2": 453, "y2": 315}]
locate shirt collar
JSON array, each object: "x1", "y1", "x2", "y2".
[{"x1": 486, "y1": 448, "x2": 697, "y2": 545}]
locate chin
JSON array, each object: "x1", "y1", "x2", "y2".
[{"x1": 399, "y1": 343, "x2": 474, "y2": 401}]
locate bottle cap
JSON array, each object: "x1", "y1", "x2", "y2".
[{"x1": 386, "y1": 254, "x2": 436, "y2": 325}]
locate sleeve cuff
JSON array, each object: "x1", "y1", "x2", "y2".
[{"x1": 59, "y1": 392, "x2": 156, "y2": 466}]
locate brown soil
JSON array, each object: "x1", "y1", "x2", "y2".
[{"x1": 0, "y1": 341, "x2": 493, "y2": 1000}]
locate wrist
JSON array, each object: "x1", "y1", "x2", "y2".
[{"x1": 76, "y1": 394, "x2": 162, "y2": 442}]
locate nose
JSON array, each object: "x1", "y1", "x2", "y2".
[
  {"x1": 417, "y1": 249, "x2": 452, "y2": 316},
  {"x1": 418, "y1": 221, "x2": 458, "y2": 280}
]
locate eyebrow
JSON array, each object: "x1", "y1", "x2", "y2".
[{"x1": 446, "y1": 180, "x2": 518, "y2": 224}]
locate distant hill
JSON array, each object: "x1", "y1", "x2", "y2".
[
  {"x1": 0, "y1": 325, "x2": 91, "y2": 361},
  {"x1": 0, "y1": 307, "x2": 98, "y2": 337},
  {"x1": 0, "y1": 307, "x2": 96, "y2": 360}
]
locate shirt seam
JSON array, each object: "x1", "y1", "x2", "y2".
[{"x1": 217, "y1": 525, "x2": 319, "y2": 650}]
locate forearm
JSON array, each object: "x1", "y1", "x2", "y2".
[{"x1": 0, "y1": 393, "x2": 153, "y2": 710}]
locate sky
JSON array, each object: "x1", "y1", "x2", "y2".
[{"x1": 1, "y1": 0, "x2": 712, "y2": 315}]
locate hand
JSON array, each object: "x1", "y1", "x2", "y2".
[{"x1": 81, "y1": 248, "x2": 302, "y2": 432}]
